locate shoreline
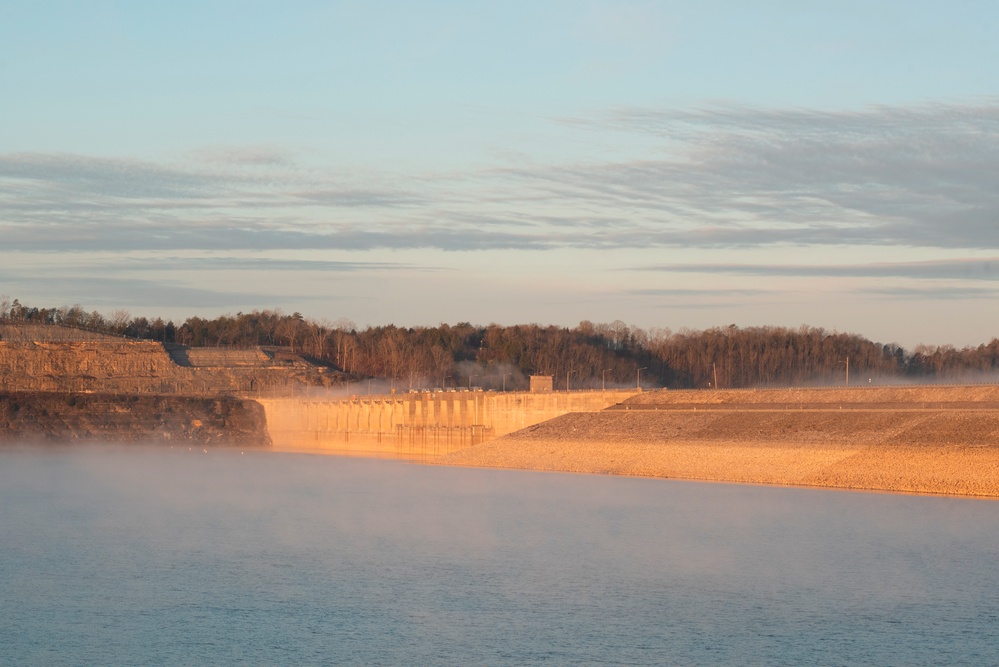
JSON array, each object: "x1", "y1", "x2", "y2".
[
  {"x1": 433, "y1": 457, "x2": 999, "y2": 501},
  {"x1": 433, "y1": 438, "x2": 999, "y2": 499},
  {"x1": 432, "y1": 387, "x2": 999, "y2": 499}
]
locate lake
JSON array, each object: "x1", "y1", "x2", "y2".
[{"x1": 2, "y1": 445, "x2": 997, "y2": 665}]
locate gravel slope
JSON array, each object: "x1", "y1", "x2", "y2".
[{"x1": 435, "y1": 387, "x2": 999, "y2": 497}]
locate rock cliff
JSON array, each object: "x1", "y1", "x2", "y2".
[
  {"x1": 0, "y1": 392, "x2": 270, "y2": 446},
  {"x1": 0, "y1": 326, "x2": 338, "y2": 395}
]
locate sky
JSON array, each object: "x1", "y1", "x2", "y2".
[{"x1": 1, "y1": 1, "x2": 997, "y2": 349}]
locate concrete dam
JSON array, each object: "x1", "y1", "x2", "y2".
[
  {"x1": 0, "y1": 324, "x2": 637, "y2": 453},
  {"x1": 258, "y1": 390, "x2": 639, "y2": 460}
]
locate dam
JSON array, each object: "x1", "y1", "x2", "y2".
[
  {"x1": 258, "y1": 390, "x2": 639, "y2": 460},
  {"x1": 0, "y1": 323, "x2": 639, "y2": 452},
  {"x1": 440, "y1": 385, "x2": 999, "y2": 497}
]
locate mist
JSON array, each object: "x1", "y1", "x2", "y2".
[{"x1": 4, "y1": 444, "x2": 999, "y2": 664}]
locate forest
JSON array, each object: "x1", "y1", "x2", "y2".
[{"x1": 2, "y1": 296, "x2": 998, "y2": 390}]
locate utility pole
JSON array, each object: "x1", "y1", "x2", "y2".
[
  {"x1": 713, "y1": 363, "x2": 718, "y2": 390},
  {"x1": 502, "y1": 373, "x2": 511, "y2": 392},
  {"x1": 837, "y1": 357, "x2": 850, "y2": 386},
  {"x1": 637, "y1": 366, "x2": 647, "y2": 391},
  {"x1": 602, "y1": 368, "x2": 611, "y2": 392}
]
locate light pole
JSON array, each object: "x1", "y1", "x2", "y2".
[
  {"x1": 566, "y1": 367, "x2": 574, "y2": 392},
  {"x1": 468, "y1": 374, "x2": 477, "y2": 389},
  {"x1": 502, "y1": 373, "x2": 511, "y2": 392},
  {"x1": 836, "y1": 357, "x2": 850, "y2": 386},
  {"x1": 602, "y1": 368, "x2": 611, "y2": 392},
  {"x1": 637, "y1": 366, "x2": 647, "y2": 390}
]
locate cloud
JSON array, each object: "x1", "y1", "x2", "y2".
[
  {"x1": 636, "y1": 258, "x2": 999, "y2": 281},
  {"x1": 0, "y1": 152, "x2": 220, "y2": 200},
  {"x1": 0, "y1": 273, "x2": 275, "y2": 310},
  {"x1": 0, "y1": 255, "x2": 413, "y2": 311},
  {"x1": 625, "y1": 287, "x2": 772, "y2": 309},
  {"x1": 3, "y1": 100, "x2": 998, "y2": 254},
  {"x1": 629, "y1": 288, "x2": 769, "y2": 297},
  {"x1": 190, "y1": 145, "x2": 295, "y2": 167},
  {"x1": 534, "y1": 100, "x2": 999, "y2": 248},
  {"x1": 860, "y1": 285, "x2": 999, "y2": 300},
  {"x1": 0, "y1": 221, "x2": 556, "y2": 253},
  {"x1": 289, "y1": 188, "x2": 426, "y2": 208},
  {"x1": 120, "y1": 257, "x2": 419, "y2": 273},
  {"x1": 573, "y1": 101, "x2": 999, "y2": 249}
]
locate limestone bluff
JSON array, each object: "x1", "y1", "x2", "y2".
[
  {"x1": 0, "y1": 324, "x2": 336, "y2": 395},
  {"x1": 0, "y1": 324, "x2": 338, "y2": 445}
]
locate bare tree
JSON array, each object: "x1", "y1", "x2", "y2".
[
  {"x1": 306, "y1": 319, "x2": 334, "y2": 360},
  {"x1": 431, "y1": 345, "x2": 452, "y2": 388},
  {"x1": 108, "y1": 309, "x2": 131, "y2": 335},
  {"x1": 275, "y1": 315, "x2": 306, "y2": 351},
  {"x1": 331, "y1": 318, "x2": 357, "y2": 370}
]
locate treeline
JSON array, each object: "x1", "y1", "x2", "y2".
[{"x1": 2, "y1": 296, "x2": 999, "y2": 389}]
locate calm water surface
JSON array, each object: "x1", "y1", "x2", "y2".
[{"x1": 2, "y1": 445, "x2": 997, "y2": 665}]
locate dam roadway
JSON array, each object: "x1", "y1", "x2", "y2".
[{"x1": 257, "y1": 390, "x2": 639, "y2": 460}]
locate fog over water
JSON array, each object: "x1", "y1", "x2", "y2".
[{"x1": 2, "y1": 444, "x2": 997, "y2": 665}]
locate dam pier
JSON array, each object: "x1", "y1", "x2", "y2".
[{"x1": 258, "y1": 390, "x2": 638, "y2": 460}]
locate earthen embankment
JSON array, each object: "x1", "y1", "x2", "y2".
[{"x1": 436, "y1": 386, "x2": 999, "y2": 498}]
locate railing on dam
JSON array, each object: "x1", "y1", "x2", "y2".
[{"x1": 257, "y1": 390, "x2": 639, "y2": 461}]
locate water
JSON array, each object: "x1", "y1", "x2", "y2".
[{"x1": 2, "y1": 445, "x2": 998, "y2": 666}]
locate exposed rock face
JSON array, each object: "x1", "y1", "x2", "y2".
[
  {"x1": 0, "y1": 324, "x2": 118, "y2": 342},
  {"x1": 0, "y1": 325, "x2": 333, "y2": 446},
  {"x1": 0, "y1": 335, "x2": 337, "y2": 395},
  {"x1": 0, "y1": 392, "x2": 270, "y2": 446}
]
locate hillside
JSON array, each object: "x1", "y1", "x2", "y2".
[
  {"x1": 0, "y1": 325, "x2": 338, "y2": 395},
  {"x1": 436, "y1": 386, "x2": 999, "y2": 498},
  {"x1": 0, "y1": 392, "x2": 269, "y2": 446}
]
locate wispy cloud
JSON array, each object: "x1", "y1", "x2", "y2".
[
  {"x1": 636, "y1": 258, "x2": 999, "y2": 281},
  {"x1": 573, "y1": 101, "x2": 999, "y2": 249},
  {"x1": 0, "y1": 152, "x2": 220, "y2": 199},
  {"x1": 121, "y1": 257, "x2": 421, "y2": 273},
  {"x1": 629, "y1": 288, "x2": 769, "y2": 297},
  {"x1": 860, "y1": 285, "x2": 999, "y2": 300},
  {"x1": 0, "y1": 272, "x2": 275, "y2": 309},
  {"x1": 624, "y1": 287, "x2": 773, "y2": 310},
  {"x1": 3, "y1": 100, "x2": 998, "y2": 253},
  {"x1": 190, "y1": 145, "x2": 295, "y2": 168}
]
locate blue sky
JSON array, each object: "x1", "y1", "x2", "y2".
[{"x1": 2, "y1": 1, "x2": 997, "y2": 347}]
